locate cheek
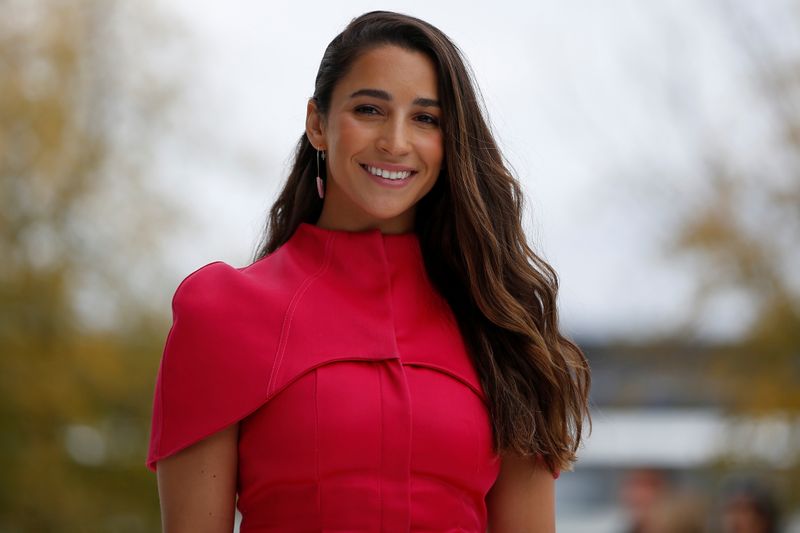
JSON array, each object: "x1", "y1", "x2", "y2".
[
  {"x1": 331, "y1": 116, "x2": 369, "y2": 155},
  {"x1": 420, "y1": 133, "x2": 444, "y2": 170}
]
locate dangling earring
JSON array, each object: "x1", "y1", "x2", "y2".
[{"x1": 316, "y1": 148, "x2": 326, "y2": 199}]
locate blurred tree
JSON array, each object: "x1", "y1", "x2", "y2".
[
  {"x1": 665, "y1": 2, "x2": 800, "y2": 503},
  {"x1": 0, "y1": 0, "x2": 186, "y2": 530},
  {"x1": 671, "y1": 4, "x2": 800, "y2": 409}
]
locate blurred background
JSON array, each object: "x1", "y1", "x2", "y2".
[{"x1": 1, "y1": 0, "x2": 798, "y2": 531}]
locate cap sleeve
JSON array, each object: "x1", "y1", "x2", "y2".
[{"x1": 145, "y1": 261, "x2": 270, "y2": 471}]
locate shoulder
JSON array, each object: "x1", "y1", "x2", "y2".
[
  {"x1": 171, "y1": 260, "x2": 242, "y2": 310},
  {"x1": 147, "y1": 260, "x2": 276, "y2": 470},
  {"x1": 161, "y1": 259, "x2": 288, "y2": 375},
  {"x1": 169, "y1": 259, "x2": 269, "y2": 328}
]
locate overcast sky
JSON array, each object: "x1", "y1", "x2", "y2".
[{"x1": 147, "y1": 0, "x2": 795, "y2": 341}]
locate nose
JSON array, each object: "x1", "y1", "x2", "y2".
[{"x1": 376, "y1": 117, "x2": 411, "y2": 156}]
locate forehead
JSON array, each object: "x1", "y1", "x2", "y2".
[{"x1": 332, "y1": 45, "x2": 439, "y2": 101}]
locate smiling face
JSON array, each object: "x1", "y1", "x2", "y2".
[{"x1": 306, "y1": 45, "x2": 444, "y2": 234}]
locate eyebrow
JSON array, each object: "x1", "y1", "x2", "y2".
[{"x1": 349, "y1": 88, "x2": 440, "y2": 108}]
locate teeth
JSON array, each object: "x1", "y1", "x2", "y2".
[{"x1": 365, "y1": 165, "x2": 412, "y2": 180}]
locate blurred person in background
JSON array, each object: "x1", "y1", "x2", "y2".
[
  {"x1": 144, "y1": 10, "x2": 591, "y2": 533},
  {"x1": 620, "y1": 467, "x2": 675, "y2": 533},
  {"x1": 718, "y1": 479, "x2": 781, "y2": 533},
  {"x1": 647, "y1": 490, "x2": 710, "y2": 533}
]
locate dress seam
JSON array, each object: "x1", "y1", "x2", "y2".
[
  {"x1": 378, "y1": 364, "x2": 384, "y2": 531},
  {"x1": 314, "y1": 368, "x2": 321, "y2": 522},
  {"x1": 266, "y1": 233, "x2": 336, "y2": 396}
]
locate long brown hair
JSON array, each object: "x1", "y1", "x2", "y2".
[{"x1": 251, "y1": 10, "x2": 591, "y2": 474}]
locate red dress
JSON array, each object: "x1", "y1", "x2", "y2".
[{"x1": 146, "y1": 222, "x2": 555, "y2": 532}]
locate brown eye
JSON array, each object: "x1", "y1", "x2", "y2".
[
  {"x1": 416, "y1": 114, "x2": 439, "y2": 126},
  {"x1": 355, "y1": 105, "x2": 381, "y2": 115}
]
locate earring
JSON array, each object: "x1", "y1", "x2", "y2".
[{"x1": 316, "y1": 148, "x2": 326, "y2": 199}]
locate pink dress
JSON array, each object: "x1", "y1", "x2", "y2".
[{"x1": 146, "y1": 222, "x2": 555, "y2": 532}]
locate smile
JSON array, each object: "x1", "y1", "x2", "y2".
[{"x1": 359, "y1": 164, "x2": 415, "y2": 181}]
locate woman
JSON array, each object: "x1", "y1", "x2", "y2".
[{"x1": 147, "y1": 10, "x2": 591, "y2": 533}]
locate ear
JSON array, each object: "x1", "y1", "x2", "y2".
[{"x1": 305, "y1": 99, "x2": 326, "y2": 150}]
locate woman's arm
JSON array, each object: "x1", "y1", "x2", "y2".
[
  {"x1": 485, "y1": 452, "x2": 556, "y2": 533},
  {"x1": 155, "y1": 423, "x2": 239, "y2": 533}
]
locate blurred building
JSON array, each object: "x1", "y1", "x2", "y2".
[{"x1": 556, "y1": 341, "x2": 799, "y2": 533}]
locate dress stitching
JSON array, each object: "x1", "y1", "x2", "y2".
[
  {"x1": 378, "y1": 363, "x2": 384, "y2": 531},
  {"x1": 401, "y1": 361, "x2": 485, "y2": 403},
  {"x1": 314, "y1": 368, "x2": 322, "y2": 522},
  {"x1": 266, "y1": 233, "x2": 336, "y2": 396}
]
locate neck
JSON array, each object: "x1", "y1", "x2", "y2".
[{"x1": 315, "y1": 200, "x2": 416, "y2": 235}]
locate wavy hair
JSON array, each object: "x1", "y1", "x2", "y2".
[{"x1": 251, "y1": 10, "x2": 591, "y2": 474}]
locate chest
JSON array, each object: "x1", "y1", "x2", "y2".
[{"x1": 236, "y1": 357, "x2": 500, "y2": 532}]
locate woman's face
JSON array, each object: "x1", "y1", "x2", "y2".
[{"x1": 307, "y1": 45, "x2": 444, "y2": 234}]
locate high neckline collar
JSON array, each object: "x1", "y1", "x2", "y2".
[
  {"x1": 245, "y1": 219, "x2": 486, "y2": 403},
  {"x1": 297, "y1": 222, "x2": 419, "y2": 241},
  {"x1": 294, "y1": 222, "x2": 422, "y2": 262}
]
